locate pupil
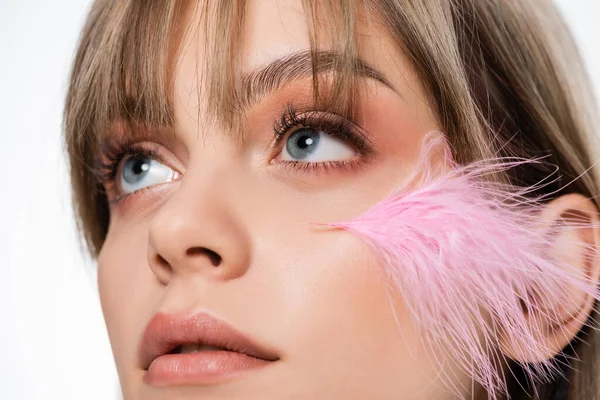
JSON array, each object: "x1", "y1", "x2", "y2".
[
  {"x1": 297, "y1": 135, "x2": 314, "y2": 149},
  {"x1": 133, "y1": 159, "x2": 149, "y2": 175}
]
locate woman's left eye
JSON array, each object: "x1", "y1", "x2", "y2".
[
  {"x1": 277, "y1": 127, "x2": 356, "y2": 162},
  {"x1": 119, "y1": 154, "x2": 176, "y2": 195}
]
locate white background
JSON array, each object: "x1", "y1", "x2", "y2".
[{"x1": 0, "y1": 1, "x2": 599, "y2": 399}]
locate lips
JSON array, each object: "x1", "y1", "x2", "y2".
[{"x1": 138, "y1": 312, "x2": 279, "y2": 386}]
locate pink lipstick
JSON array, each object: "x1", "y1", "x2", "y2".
[{"x1": 138, "y1": 312, "x2": 279, "y2": 387}]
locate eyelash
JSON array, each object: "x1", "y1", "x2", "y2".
[
  {"x1": 271, "y1": 103, "x2": 372, "y2": 172},
  {"x1": 94, "y1": 141, "x2": 165, "y2": 204},
  {"x1": 95, "y1": 141, "x2": 160, "y2": 186},
  {"x1": 95, "y1": 105, "x2": 372, "y2": 202}
]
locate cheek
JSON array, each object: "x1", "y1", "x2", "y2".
[
  {"x1": 266, "y1": 223, "x2": 452, "y2": 396},
  {"x1": 280, "y1": 230, "x2": 399, "y2": 349},
  {"x1": 97, "y1": 223, "x2": 157, "y2": 381}
]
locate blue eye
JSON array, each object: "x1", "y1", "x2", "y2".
[
  {"x1": 120, "y1": 154, "x2": 176, "y2": 194},
  {"x1": 280, "y1": 127, "x2": 356, "y2": 162}
]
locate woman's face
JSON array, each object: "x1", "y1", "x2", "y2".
[{"x1": 97, "y1": 1, "x2": 472, "y2": 398}]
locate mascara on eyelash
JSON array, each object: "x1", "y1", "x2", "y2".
[
  {"x1": 272, "y1": 103, "x2": 372, "y2": 153},
  {"x1": 95, "y1": 141, "x2": 162, "y2": 183},
  {"x1": 96, "y1": 104, "x2": 374, "y2": 201}
]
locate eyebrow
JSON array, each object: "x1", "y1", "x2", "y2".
[
  {"x1": 239, "y1": 50, "x2": 399, "y2": 109},
  {"x1": 108, "y1": 50, "x2": 398, "y2": 143}
]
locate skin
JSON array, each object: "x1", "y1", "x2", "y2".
[{"x1": 95, "y1": 1, "x2": 600, "y2": 399}]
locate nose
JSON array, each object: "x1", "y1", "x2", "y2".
[{"x1": 147, "y1": 170, "x2": 252, "y2": 285}]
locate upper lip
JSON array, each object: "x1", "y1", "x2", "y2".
[{"x1": 138, "y1": 312, "x2": 279, "y2": 370}]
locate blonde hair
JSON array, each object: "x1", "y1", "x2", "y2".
[{"x1": 64, "y1": 0, "x2": 600, "y2": 398}]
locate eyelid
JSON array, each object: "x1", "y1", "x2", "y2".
[
  {"x1": 270, "y1": 104, "x2": 375, "y2": 156},
  {"x1": 96, "y1": 140, "x2": 184, "y2": 203}
]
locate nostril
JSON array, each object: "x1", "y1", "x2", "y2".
[
  {"x1": 186, "y1": 247, "x2": 222, "y2": 267},
  {"x1": 148, "y1": 253, "x2": 172, "y2": 285},
  {"x1": 156, "y1": 254, "x2": 170, "y2": 269}
]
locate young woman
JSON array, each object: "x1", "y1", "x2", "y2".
[{"x1": 64, "y1": 1, "x2": 600, "y2": 399}]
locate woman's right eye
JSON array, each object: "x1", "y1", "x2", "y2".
[{"x1": 119, "y1": 154, "x2": 177, "y2": 195}]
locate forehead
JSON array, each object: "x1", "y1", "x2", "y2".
[{"x1": 171, "y1": 0, "x2": 431, "y2": 132}]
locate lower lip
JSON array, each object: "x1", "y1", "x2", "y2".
[{"x1": 143, "y1": 350, "x2": 273, "y2": 386}]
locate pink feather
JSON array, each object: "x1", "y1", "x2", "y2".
[{"x1": 313, "y1": 132, "x2": 600, "y2": 398}]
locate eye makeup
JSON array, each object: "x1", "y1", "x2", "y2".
[
  {"x1": 270, "y1": 103, "x2": 375, "y2": 175},
  {"x1": 94, "y1": 101, "x2": 377, "y2": 205},
  {"x1": 95, "y1": 140, "x2": 181, "y2": 205}
]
